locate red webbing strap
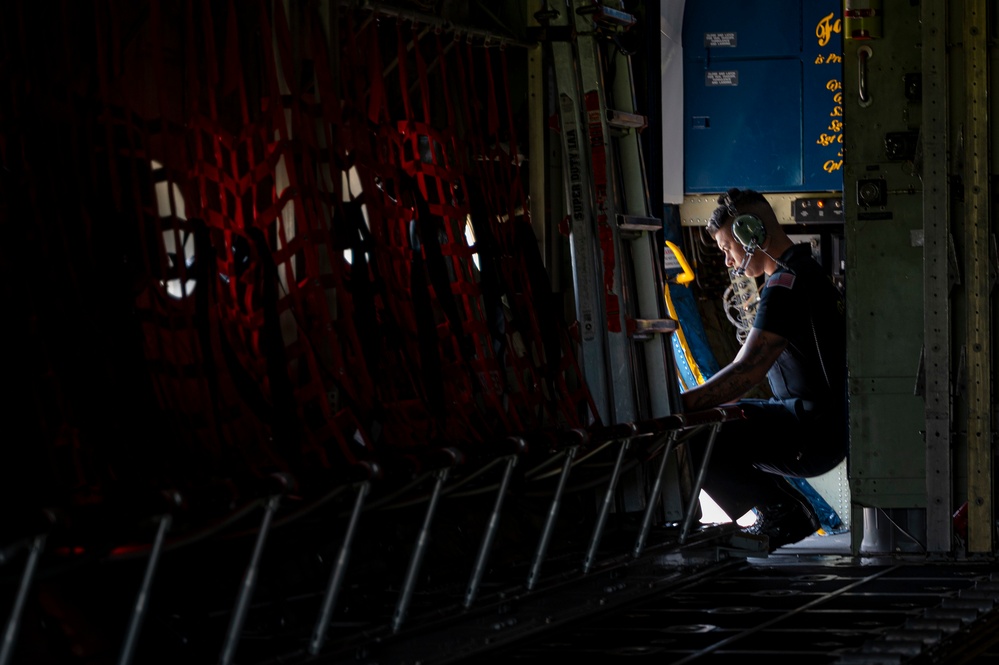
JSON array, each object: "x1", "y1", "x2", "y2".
[
  {"x1": 150, "y1": 2, "x2": 243, "y2": 459},
  {"x1": 585, "y1": 90, "x2": 621, "y2": 334},
  {"x1": 434, "y1": 32, "x2": 459, "y2": 149},
  {"x1": 104, "y1": 0, "x2": 272, "y2": 473},
  {"x1": 470, "y1": 43, "x2": 598, "y2": 429},
  {"x1": 462, "y1": 43, "x2": 503, "y2": 235},
  {"x1": 480, "y1": 47, "x2": 515, "y2": 226},
  {"x1": 225, "y1": 0, "x2": 251, "y2": 127},
  {"x1": 262, "y1": 2, "x2": 378, "y2": 467},
  {"x1": 413, "y1": 23, "x2": 433, "y2": 125},
  {"x1": 395, "y1": 21, "x2": 489, "y2": 445},
  {"x1": 499, "y1": 47, "x2": 528, "y2": 220},
  {"x1": 312, "y1": 16, "x2": 377, "y2": 465},
  {"x1": 214, "y1": 6, "x2": 286, "y2": 466},
  {"x1": 351, "y1": 28, "x2": 443, "y2": 448},
  {"x1": 508, "y1": 45, "x2": 597, "y2": 428},
  {"x1": 336, "y1": 22, "x2": 449, "y2": 450},
  {"x1": 395, "y1": 21, "x2": 415, "y2": 124},
  {"x1": 212, "y1": 1, "x2": 278, "y2": 436},
  {"x1": 105, "y1": 3, "x2": 165, "y2": 445},
  {"x1": 361, "y1": 15, "x2": 389, "y2": 127},
  {"x1": 433, "y1": 33, "x2": 515, "y2": 434},
  {"x1": 484, "y1": 44, "x2": 500, "y2": 139},
  {"x1": 269, "y1": 1, "x2": 346, "y2": 449},
  {"x1": 390, "y1": 25, "x2": 457, "y2": 439},
  {"x1": 308, "y1": 5, "x2": 346, "y2": 202},
  {"x1": 303, "y1": 5, "x2": 382, "y2": 426},
  {"x1": 187, "y1": 0, "x2": 261, "y2": 400},
  {"x1": 185, "y1": 2, "x2": 308, "y2": 472},
  {"x1": 411, "y1": 25, "x2": 498, "y2": 395},
  {"x1": 498, "y1": 44, "x2": 596, "y2": 427},
  {"x1": 447, "y1": 41, "x2": 549, "y2": 431}
]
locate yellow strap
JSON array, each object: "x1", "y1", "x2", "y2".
[{"x1": 664, "y1": 283, "x2": 707, "y2": 387}]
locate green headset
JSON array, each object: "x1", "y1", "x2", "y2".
[
  {"x1": 724, "y1": 194, "x2": 767, "y2": 252},
  {"x1": 724, "y1": 193, "x2": 766, "y2": 275}
]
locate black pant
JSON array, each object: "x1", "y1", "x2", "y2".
[{"x1": 692, "y1": 398, "x2": 848, "y2": 520}]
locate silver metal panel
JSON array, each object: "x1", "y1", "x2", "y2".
[
  {"x1": 611, "y1": 30, "x2": 675, "y2": 420},
  {"x1": 572, "y1": 5, "x2": 639, "y2": 424},
  {"x1": 807, "y1": 459, "x2": 852, "y2": 530},
  {"x1": 660, "y1": 1, "x2": 686, "y2": 204},
  {"x1": 550, "y1": 21, "x2": 612, "y2": 423},
  {"x1": 527, "y1": 22, "x2": 547, "y2": 267}
]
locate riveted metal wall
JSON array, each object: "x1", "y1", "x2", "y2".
[
  {"x1": 843, "y1": 0, "x2": 929, "y2": 552},
  {"x1": 844, "y1": 0, "x2": 998, "y2": 556}
]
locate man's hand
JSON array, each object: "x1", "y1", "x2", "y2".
[{"x1": 680, "y1": 327, "x2": 787, "y2": 411}]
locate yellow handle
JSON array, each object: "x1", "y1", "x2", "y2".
[{"x1": 664, "y1": 240, "x2": 695, "y2": 285}]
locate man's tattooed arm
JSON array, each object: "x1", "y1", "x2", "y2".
[{"x1": 680, "y1": 328, "x2": 788, "y2": 412}]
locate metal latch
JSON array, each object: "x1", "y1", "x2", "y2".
[
  {"x1": 617, "y1": 214, "x2": 661, "y2": 232},
  {"x1": 628, "y1": 318, "x2": 677, "y2": 340}
]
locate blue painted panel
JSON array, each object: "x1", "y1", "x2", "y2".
[
  {"x1": 802, "y1": 4, "x2": 844, "y2": 188},
  {"x1": 683, "y1": 0, "x2": 844, "y2": 194},
  {"x1": 682, "y1": 0, "x2": 801, "y2": 58},
  {"x1": 684, "y1": 58, "x2": 802, "y2": 192}
]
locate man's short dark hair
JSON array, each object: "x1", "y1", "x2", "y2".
[{"x1": 707, "y1": 187, "x2": 769, "y2": 235}]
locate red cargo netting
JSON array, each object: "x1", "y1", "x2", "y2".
[{"x1": 5, "y1": 1, "x2": 599, "y2": 512}]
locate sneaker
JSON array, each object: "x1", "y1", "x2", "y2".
[{"x1": 744, "y1": 495, "x2": 821, "y2": 552}]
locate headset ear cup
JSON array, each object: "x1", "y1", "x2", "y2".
[{"x1": 732, "y1": 214, "x2": 766, "y2": 250}]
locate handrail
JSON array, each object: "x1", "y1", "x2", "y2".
[{"x1": 665, "y1": 240, "x2": 696, "y2": 285}]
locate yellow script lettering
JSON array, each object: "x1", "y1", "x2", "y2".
[{"x1": 816, "y1": 13, "x2": 842, "y2": 47}]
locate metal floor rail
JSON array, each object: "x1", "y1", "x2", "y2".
[{"x1": 0, "y1": 410, "x2": 744, "y2": 665}]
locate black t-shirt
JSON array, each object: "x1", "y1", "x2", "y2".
[{"x1": 752, "y1": 243, "x2": 846, "y2": 413}]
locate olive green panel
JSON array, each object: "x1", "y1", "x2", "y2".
[
  {"x1": 842, "y1": 0, "x2": 929, "y2": 515},
  {"x1": 844, "y1": 172, "x2": 925, "y2": 379},
  {"x1": 848, "y1": 379, "x2": 927, "y2": 506}
]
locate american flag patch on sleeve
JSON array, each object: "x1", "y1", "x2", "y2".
[{"x1": 766, "y1": 272, "x2": 796, "y2": 289}]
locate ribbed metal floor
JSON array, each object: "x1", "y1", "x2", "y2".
[
  {"x1": 301, "y1": 528, "x2": 999, "y2": 665},
  {"x1": 476, "y1": 535, "x2": 999, "y2": 665},
  {"x1": 21, "y1": 513, "x2": 995, "y2": 665}
]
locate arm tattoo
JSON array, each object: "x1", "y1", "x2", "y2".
[{"x1": 681, "y1": 331, "x2": 786, "y2": 411}]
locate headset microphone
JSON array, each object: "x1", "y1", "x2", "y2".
[{"x1": 733, "y1": 250, "x2": 753, "y2": 277}]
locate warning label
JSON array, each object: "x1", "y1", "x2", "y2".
[
  {"x1": 704, "y1": 32, "x2": 737, "y2": 48},
  {"x1": 664, "y1": 250, "x2": 681, "y2": 271},
  {"x1": 705, "y1": 70, "x2": 739, "y2": 87}
]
